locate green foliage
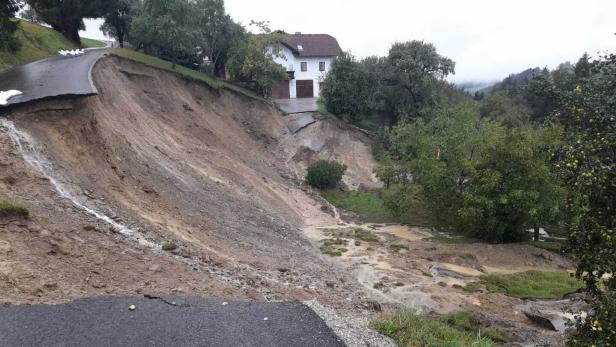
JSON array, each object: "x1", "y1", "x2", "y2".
[
  {"x1": 374, "y1": 310, "x2": 498, "y2": 347},
  {"x1": 0, "y1": 1, "x2": 22, "y2": 52},
  {"x1": 130, "y1": 0, "x2": 196, "y2": 66},
  {"x1": 26, "y1": 0, "x2": 110, "y2": 43},
  {"x1": 0, "y1": 202, "x2": 30, "y2": 218},
  {"x1": 550, "y1": 54, "x2": 616, "y2": 346},
  {"x1": 480, "y1": 271, "x2": 583, "y2": 299},
  {"x1": 192, "y1": 0, "x2": 245, "y2": 77},
  {"x1": 381, "y1": 108, "x2": 563, "y2": 243},
  {"x1": 305, "y1": 160, "x2": 347, "y2": 189},
  {"x1": 226, "y1": 21, "x2": 287, "y2": 97},
  {"x1": 353, "y1": 228, "x2": 379, "y2": 242},
  {"x1": 100, "y1": 0, "x2": 133, "y2": 48},
  {"x1": 0, "y1": 19, "x2": 79, "y2": 70},
  {"x1": 320, "y1": 52, "x2": 377, "y2": 120},
  {"x1": 479, "y1": 91, "x2": 530, "y2": 127}
]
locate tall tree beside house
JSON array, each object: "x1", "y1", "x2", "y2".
[
  {"x1": 191, "y1": 0, "x2": 245, "y2": 77},
  {"x1": 383, "y1": 41, "x2": 456, "y2": 122},
  {"x1": 101, "y1": 0, "x2": 134, "y2": 48},
  {"x1": 130, "y1": 0, "x2": 196, "y2": 67},
  {"x1": 226, "y1": 21, "x2": 287, "y2": 97},
  {"x1": 0, "y1": 0, "x2": 22, "y2": 52},
  {"x1": 25, "y1": 0, "x2": 109, "y2": 44}
]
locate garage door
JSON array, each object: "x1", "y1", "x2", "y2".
[
  {"x1": 296, "y1": 80, "x2": 314, "y2": 98},
  {"x1": 271, "y1": 80, "x2": 290, "y2": 99}
]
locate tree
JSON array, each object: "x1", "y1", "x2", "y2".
[
  {"x1": 226, "y1": 21, "x2": 287, "y2": 97},
  {"x1": 551, "y1": 54, "x2": 616, "y2": 346},
  {"x1": 382, "y1": 108, "x2": 562, "y2": 242},
  {"x1": 0, "y1": 0, "x2": 22, "y2": 52},
  {"x1": 305, "y1": 160, "x2": 347, "y2": 189},
  {"x1": 191, "y1": 0, "x2": 245, "y2": 77},
  {"x1": 130, "y1": 0, "x2": 196, "y2": 67},
  {"x1": 20, "y1": 5, "x2": 43, "y2": 24},
  {"x1": 26, "y1": 0, "x2": 109, "y2": 43},
  {"x1": 383, "y1": 41, "x2": 455, "y2": 122},
  {"x1": 320, "y1": 52, "x2": 374, "y2": 120},
  {"x1": 101, "y1": 0, "x2": 134, "y2": 48}
]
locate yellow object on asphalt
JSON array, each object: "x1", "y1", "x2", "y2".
[{"x1": 129, "y1": 304, "x2": 136, "y2": 311}]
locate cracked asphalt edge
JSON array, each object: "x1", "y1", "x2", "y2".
[{"x1": 303, "y1": 300, "x2": 396, "y2": 347}]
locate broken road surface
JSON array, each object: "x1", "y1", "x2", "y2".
[{"x1": 0, "y1": 296, "x2": 346, "y2": 347}]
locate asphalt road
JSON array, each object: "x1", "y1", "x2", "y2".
[
  {"x1": 0, "y1": 49, "x2": 107, "y2": 107},
  {"x1": 0, "y1": 296, "x2": 346, "y2": 347}
]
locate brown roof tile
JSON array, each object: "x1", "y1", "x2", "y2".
[{"x1": 282, "y1": 34, "x2": 341, "y2": 57}]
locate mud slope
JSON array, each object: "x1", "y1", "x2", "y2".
[{"x1": 2, "y1": 56, "x2": 367, "y2": 305}]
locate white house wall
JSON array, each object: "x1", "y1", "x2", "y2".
[{"x1": 271, "y1": 45, "x2": 333, "y2": 98}]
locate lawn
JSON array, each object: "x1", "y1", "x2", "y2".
[
  {"x1": 0, "y1": 19, "x2": 78, "y2": 70},
  {"x1": 480, "y1": 270, "x2": 583, "y2": 299},
  {"x1": 109, "y1": 48, "x2": 262, "y2": 100},
  {"x1": 81, "y1": 38, "x2": 106, "y2": 48},
  {"x1": 374, "y1": 310, "x2": 503, "y2": 347},
  {"x1": 321, "y1": 189, "x2": 432, "y2": 225}
]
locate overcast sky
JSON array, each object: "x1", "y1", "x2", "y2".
[{"x1": 83, "y1": 0, "x2": 616, "y2": 83}]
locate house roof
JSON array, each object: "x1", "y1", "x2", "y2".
[{"x1": 282, "y1": 34, "x2": 341, "y2": 57}]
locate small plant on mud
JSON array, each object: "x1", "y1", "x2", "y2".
[
  {"x1": 305, "y1": 160, "x2": 347, "y2": 189},
  {"x1": 438, "y1": 281, "x2": 448, "y2": 287},
  {"x1": 390, "y1": 244, "x2": 409, "y2": 252},
  {"x1": 462, "y1": 282, "x2": 482, "y2": 293},
  {"x1": 320, "y1": 238, "x2": 348, "y2": 257},
  {"x1": 0, "y1": 202, "x2": 29, "y2": 218},
  {"x1": 162, "y1": 240, "x2": 178, "y2": 251},
  {"x1": 353, "y1": 228, "x2": 379, "y2": 242},
  {"x1": 373, "y1": 282, "x2": 386, "y2": 290}
]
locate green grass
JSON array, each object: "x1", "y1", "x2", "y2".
[
  {"x1": 317, "y1": 100, "x2": 328, "y2": 114},
  {"x1": 321, "y1": 190, "x2": 397, "y2": 223},
  {"x1": 109, "y1": 48, "x2": 261, "y2": 100},
  {"x1": 0, "y1": 19, "x2": 78, "y2": 70},
  {"x1": 0, "y1": 202, "x2": 30, "y2": 218},
  {"x1": 523, "y1": 240, "x2": 565, "y2": 254},
  {"x1": 353, "y1": 228, "x2": 379, "y2": 242},
  {"x1": 480, "y1": 270, "x2": 583, "y2": 299},
  {"x1": 374, "y1": 310, "x2": 500, "y2": 347},
  {"x1": 81, "y1": 38, "x2": 106, "y2": 48}
]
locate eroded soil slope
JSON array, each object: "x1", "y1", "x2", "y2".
[{"x1": 0, "y1": 56, "x2": 372, "y2": 305}]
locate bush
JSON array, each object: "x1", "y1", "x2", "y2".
[
  {"x1": 0, "y1": 202, "x2": 30, "y2": 218},
  {"x1": 305, "y1": 160, "x2": 347, "y2": 189}
]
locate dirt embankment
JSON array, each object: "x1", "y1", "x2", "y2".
[{"x1": 0, "y1": 56, "x2": 377, "y2": 305}]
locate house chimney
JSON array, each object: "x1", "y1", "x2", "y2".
[{"x1": 295, "y1": 32, "x2": 301, "y2": 35}]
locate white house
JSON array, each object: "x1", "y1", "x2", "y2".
[{"x1": 270, "y1": 33, "x2": 342, "y2": 99}]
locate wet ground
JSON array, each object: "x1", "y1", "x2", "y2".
[{"x1": 275, "y1": 97, "x2": 319, "y2": 114}]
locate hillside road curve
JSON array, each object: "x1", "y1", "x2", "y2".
[{"x1": 0, "y1": 48, "x2": 107, "y2": 107}]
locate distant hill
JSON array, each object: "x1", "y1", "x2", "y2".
[{"x1": 0, "y1": 19, "x2": 104, "y2": 71}]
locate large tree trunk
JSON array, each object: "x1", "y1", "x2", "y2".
[
  {"x1": 534, "y1": 226, "x2": 540, "y2": 242},
  {"x1": 62, "y1": 26, "x2": 81, "y2": 46}
]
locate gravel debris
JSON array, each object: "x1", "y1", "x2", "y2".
[{"x1": 304, "y1": 300, "x2": 395, "y2": 347}]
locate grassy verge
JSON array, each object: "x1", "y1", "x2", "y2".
[
  {"x1": 523, "y1": 240, "x2": 565, "y2": 254},
  {"x1": 0, "y1": 19, "x2": 78, "y2": 70},
  {"x1": 81, "y1": 38, "x2": 106, "y2": 48},
  {"x1": 0, "y1": 202, "x2": 30, "y2": 218},
  {"x1": 480, "y1": 270, "x2": 583, "y2": 299},
  {"x1": 321, "y1": 189, "x2": 431, "y2": 226},
  {"x1": 374, "y1": 310, "x2": 504, "y2": 347},
  {"x1": 109, "y1": 48, "x2": 262, "y2": 100},
  {"x1": 317, "y1": 100, "x2": 328, "y2": 114}
]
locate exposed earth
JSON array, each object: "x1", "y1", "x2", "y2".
[{"x1": 0, "y1": 55, "x2": 583, "y2": 346}]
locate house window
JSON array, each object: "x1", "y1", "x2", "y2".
[
  {"x1": 319, "y1": 62, "x2": 326, "y2": 72},
  {"x1": 301, "y1": 62, "x2": 307, "y2": 72}
]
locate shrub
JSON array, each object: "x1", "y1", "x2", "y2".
[
  {"x1": 305, "y1": 160, "x2": 347, "y2": 189},
  {"x1": 0, "y1": 202, "x2": 30, "y2": 218}
]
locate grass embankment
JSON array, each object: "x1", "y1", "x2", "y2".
[
  {"x1": 0, "y1": 19, "x2": 77, "y2": 70},
  {"x1": 81, "y1": 38, "x2": 107, "y2": 48},
  {"x1": 109, "y1": 48, "x2": 262, "y2": 100},
  {"x1": 479, "y1": 270, "x2": 583, "y2": 299},
  {"x1": 321, "y1": 189, "x2": 431, "y2": 226},
  {"x1": 375, "y1": 310, "x2": 508, "y2": 347},
  {"x1": 0, "y1": 202, "x2": 30, "y2": 218},
  {"x1": 0, "y1": 19, "x2": 106, "y2": 70}
]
